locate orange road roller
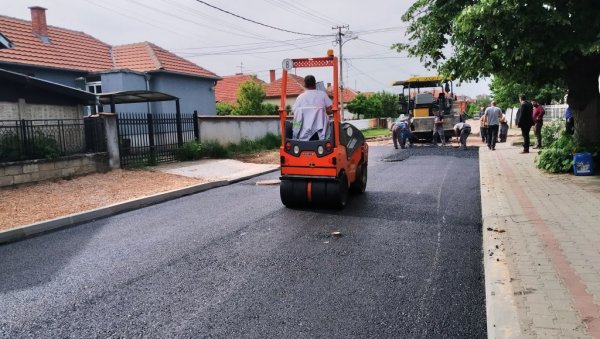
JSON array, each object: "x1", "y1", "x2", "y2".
[{"x1": 278, "y1": 51, "x2": 368, "y2": 209}]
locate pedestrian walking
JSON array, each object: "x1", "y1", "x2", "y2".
[
  {"x1": 532, "y1": 100, "x2": 545, "y2": 149},
  {"x1": 480, "y1": 113, "x2": 488, "y2": 143},
  {"x1": 499, "y1": 111, "x2": 508, "y2": 142},
  {"x1": 432, "y1": 113, "x2": 445, "y2": 146},
  {"x1": 484, "y1": 101, "x2": 502, "y2": 150},
  {"x1": 454, "y1": 122, "x2": 471, "y2": 150},
  {"x1": 515, "y1": 94, "x2": 534, "y2": 153},
  {"x1": 479, "y1": 106, "x2": 487, "y2": 142}
]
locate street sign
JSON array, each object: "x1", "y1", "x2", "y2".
[{"x1": 282, "y1": 58, "x2": 293, "y2": 71}]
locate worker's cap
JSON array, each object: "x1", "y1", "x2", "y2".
[{"x1": 398, "y1": 114, "x2": 408, "y2": 121}]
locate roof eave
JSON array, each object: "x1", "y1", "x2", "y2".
[{"x1": 146, "y1": 69, "x2": 222, "y2": 81}]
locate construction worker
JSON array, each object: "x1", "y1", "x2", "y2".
[{"x1": 454, "y1": 122, "x2": 472, "y2": 150}]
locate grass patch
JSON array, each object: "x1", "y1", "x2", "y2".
[
  {"x1": 362, "y1": 128, "x2": 391, "y2": 139},
  {"x1": 175, "y1": 133, "x2": 280, "y2": 161},
  {"x1": 227, "y1": 133, "x2": 280, "y2": 155}
]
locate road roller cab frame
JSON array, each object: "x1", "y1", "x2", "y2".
[{"x1": 278, "y1": 51, "x2": 368, "y2": 209}]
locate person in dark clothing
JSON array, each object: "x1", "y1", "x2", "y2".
[
  {"x1": 565, "y1": 105, "x2": 574, "y2": 135},
  {"x1": 532, "y1": 100, "x2": 545, "y2": 148},
  {"x1": 515, "y1": 94, "x2": 534, "y2": 153}
]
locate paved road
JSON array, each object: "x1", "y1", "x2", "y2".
[{"x1": 0, "y1": 145, "x2": 486, "y2": 338}]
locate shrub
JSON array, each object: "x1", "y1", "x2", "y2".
[
  {"x1": 200, "y1": 140, "x2": 230, "y2": 159},
  {"x1": 536, "y1": 134, "x2": 577, "y2": 173},
  {"x1": 216, "y1": 102, "x2": 236, "y2": 116},
  {"x1": 540, "y1": 119, "x2": 564, "y2": 147},
  {"x1": 0, "y1": 132, "x2": 21, "y2": 162},
  {"x1": 175, "y1": 140, "x2": 203, "y2": 161},
  {"x1": 0, "y1": 131, "x2": 60, "y2": 162},
  {"x1": 229, "y1": 133, "x2": 280, "y2": 154}
]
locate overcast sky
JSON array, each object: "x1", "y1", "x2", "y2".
[{"x1": 3, "y1": 0, "x2": 490, "y2": 97}]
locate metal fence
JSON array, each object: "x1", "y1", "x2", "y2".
[
  {"x1": 0, "y1": 118, "x2": 105, "y2": 163},
  {"x1": 543, "y1": 104, "x2": 567, "y2": 121},
  {"x1": 117, "y1": 112, "x2": 199, "y2": 167}
]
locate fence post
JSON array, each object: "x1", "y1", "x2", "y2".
[
  {"x1": 147, "y1": 113, "x2": 155, "y2": 159},
  {"x1": 20, "y1": 119, "x2": 29, "y2": 157},
  {"x1": 100, "y1": 113, "x2": 120, "y2": 169},
  {"x1": 193, "y1": 110, "x2": 199, "y2": 141},
  {"x1": 176, "y1": 111, "x2": 183, "y2": 147}
]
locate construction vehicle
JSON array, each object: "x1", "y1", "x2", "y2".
[
  {"x1": 278, "y1": 50, "x2": 368, "y2": 209},
  {"x1": 392, "y1": 76, "x2": 460, "y2": 142}
]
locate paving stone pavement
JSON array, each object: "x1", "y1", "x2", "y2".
[{"x1": 480, "y1": 131, "x2": 600, "y2": 339}]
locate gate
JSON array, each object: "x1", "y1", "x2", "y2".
[{"x1": 117, "y1": 112, "x2": 198, "y2": 167}]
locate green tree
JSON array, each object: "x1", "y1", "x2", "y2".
[
  {"x1": 236, "y1": 81, "x2": 266, "y2": 115},
  {"x1": 490, "y1": 76, "x2": 566, "y2": 109},
  {"x1": 216, "y1": 102, "x2": 235, "y2": 116},
  {"x1": 396, "y1": 0, "x2": 600, "y2": 146},
  {"x1": 346, "y1": 94, "x2": 382, "y2": 118},
  {"x1": 372, "y1": 91, "x2": 400, "y2": 118}
]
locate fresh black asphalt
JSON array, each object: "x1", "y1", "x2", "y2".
[{"x1": 0, "y1": 145, "x2": 485, "y2": 338}]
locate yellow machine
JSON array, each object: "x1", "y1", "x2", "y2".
[{"x1": 392, "y1": 76, "x2": 459, "y2": 141}]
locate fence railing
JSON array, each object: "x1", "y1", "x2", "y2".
[
  {"x1": 117, "y1": 112, "x2": 198, "y2": 167},
  {"x1": 0, "y1": 118, "x2": 105, "y2": 163},
  {"x1": 543, "y1": 104, "x2": 567, "y2": 121}
]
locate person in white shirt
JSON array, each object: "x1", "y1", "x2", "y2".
[
  {"x1": 454, "y1": 122, "x2": 471, "y2": 150},
  {"x1": 292, "y1": 75, "x2": 333, "y2": 141},
  {"x1": 484, "y1": 101, "x2": 502, "y2": 150}
]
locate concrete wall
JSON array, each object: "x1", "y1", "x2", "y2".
[
  {"x1": 346, "y1": 118, "x2": 378, "y2": 130},
  {"x1": 0, "y1": 154, "x2": 109, "y2": 187},
  {"x1": 151, "y1": 73, "x2": 217, "y2": 115},
  {"x1": 198, "y1": 115, "x2": 281, "y2": 145},
  {"x1": 0, "y1": 101, "x2": 80, "y2": 120}
]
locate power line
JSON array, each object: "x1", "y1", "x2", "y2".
[{"x1": 194, "y1": 0, "x2": 333, "y2": 37}]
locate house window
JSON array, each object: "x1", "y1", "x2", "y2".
[
  {"x1": 86, "y1": 81, "x2": 102, "y2": 94},
  {"x1": 85, "y1": 80, "x2": 102, "y2": 115}
]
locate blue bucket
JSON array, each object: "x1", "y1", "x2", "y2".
[{"x1": 573, "y1": 152, "x2": 594, "y2": 176}]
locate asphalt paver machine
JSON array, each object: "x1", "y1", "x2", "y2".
[
  {"x1": 278, "y1": 50, "x2": 368, "y2": 209},
  {"x1": 392, "y1": 76, "x2": 460, "y2": 142}
]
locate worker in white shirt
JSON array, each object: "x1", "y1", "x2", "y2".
[{"x1": 292, "y1": 75, "x2": 333, "y2": 141}]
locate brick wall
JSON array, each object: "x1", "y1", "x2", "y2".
[
  {"x1": 0, "y1": 154, "x2": 109, "y2": 187},
  {"x1": 0, "y1": 101, "x2": 81, "y2": 120},
  {"x1": 0, "y1": 102, "x2": 19, "y2": 120}
]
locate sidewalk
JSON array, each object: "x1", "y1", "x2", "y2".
[
  {"x1": 0, "y1": 160, "x2": 279, "y2": 244},
  {"x1": 480, "y1": 130, "x2": 600, "y2": 338}
]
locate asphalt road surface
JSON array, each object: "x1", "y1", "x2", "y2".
[{"x1": 0, "y1": 145, "x2": 486, "y2": 338}]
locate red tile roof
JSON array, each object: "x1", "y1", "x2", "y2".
[
  {"x1": 113, "y1": 42, "x2": 219, "y2": 79},
  {"x1": 0, "y1": 15, "x2": 219, "y2": 79},
  {"x1": 326, "y1": 84, "x2": 358, "y2": 102},
  {"x1": 0, "y1": 14, "x2": 112, "y2": 71},
  {"x1": 215, "y1": 74, "x2": 266, "y2": 105},
  {"x1": 265, "y1": 73, "x2": 306, "y2": 98}
]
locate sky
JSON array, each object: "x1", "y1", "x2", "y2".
[{"x1": 3, "y1": 0, "x2": 490, "y2": 98}]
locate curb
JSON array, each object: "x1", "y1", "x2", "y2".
[
  {"x1": 0, "y1": 167, "x2": 280, "y2": 245},
  {"x1": 479, "y1": 147, "x2": 522, "y2": 338}
]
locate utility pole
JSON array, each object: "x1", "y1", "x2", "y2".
[{"x1": 333, "y1": 25, "x2": 349, "y2": 121}]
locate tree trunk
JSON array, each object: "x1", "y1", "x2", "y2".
[{"x1": 566, "y1": 55, "x2": 600, "y2": 147}]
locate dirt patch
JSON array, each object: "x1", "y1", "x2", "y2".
[
  {"x1": 232, "y1": 150, "x2": 280, "y2": 164},
  {"x1": 0, "y1": 169, "x2": 206, "y2": 231}
]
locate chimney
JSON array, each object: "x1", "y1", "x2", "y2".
[
  {"x1": 29, "y1": 6, "x2": 48, "y2": 37},
  {"x1": 269, "y1": 70, "x2": 276, "y2": 83}
]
